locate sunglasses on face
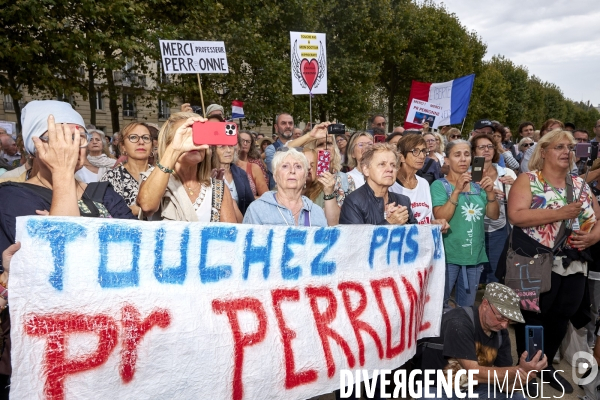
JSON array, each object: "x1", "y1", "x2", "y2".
[
  {"x1": 450, "y1": 135, "x2": 461, "y2": 139},
  {"x1": 521, "y1": 143, "x2": 534, "y2": 148}
]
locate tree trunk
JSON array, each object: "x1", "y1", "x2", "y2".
[
  {"x1": 88, "y1": 63, "x2": 96, "y2": 126},
  {"x1": 105, "y1": 68, "x2": 120, "y2": 133},
  {"x1": 387, "y1": 65, "x2": 397, "y2": 132},
  {"x1": 7, "y1": 73, "x2": 22, "y2": 135}
]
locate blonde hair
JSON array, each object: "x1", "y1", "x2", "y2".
[
  {"x1": 157, "y1": 112, "x2": 212, "y2": 184},
  {"x1": 433, "y1": 132, "x2": 445, "y2": 153},
  {"x1": 347, "y1": 131, "x2": 373, "y2": 169},
  {"x1": 528, "y1": 130, "x2": 575, "y2": 171}
]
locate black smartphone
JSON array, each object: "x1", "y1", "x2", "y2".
[
  {"x1": 327, "y1": 123, "x2": 346, "y2": 135},
  {"x1": 471, "y1": 156, "x2": 485, "y2": 182},
  {"x1": 525, "y1": 325, "x2": 544, "y2": 362}
]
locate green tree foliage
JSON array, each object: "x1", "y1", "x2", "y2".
[{"x1": 2, "y1": 0, "x2": 599, "y2": 135}]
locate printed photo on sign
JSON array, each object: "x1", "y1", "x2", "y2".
[
  {"x1": 405, "y1": 99, "x2": 442, "y2": 129},
  {"x1": 159, "y1": 40, "x2": 229, "y2": 74},
  {"x1": 290, "y1": 32, "x2": 327, "y2": 95}
]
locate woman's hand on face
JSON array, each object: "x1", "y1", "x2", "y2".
[
  {"x1": 169, "y1": 116, "x2": 209, "y2": 154},
  {"x1": 569, "y1": 230, "x2": 598, "y2": 250},
  {"x1": 479, "y1": 176, "x2": 495, "y2": 193},
  {"x1": 432, "y1": 218, "x2": 450, "y2": 234},
  {"x1": 499, "y1": 176, "x2": 515, "y2": 186},
  {"x1": 32, "y1": 115, "x2": 81, "y2": 176},
  {"x1": 561, "y1": 201, "x2": 583, "y2": 220},
  {"x1": 309, "y1": 122, "x2": 331, "y2": 139},
  {"x1": 317, "y1": 171, "x2": 336, "y2": 195},
  {"x1": 454, "y1": 172, "x2": 472, "y2": 192}
]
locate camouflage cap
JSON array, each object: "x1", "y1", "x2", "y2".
[{"x1": 483, "y1": 283, "x2": 525, "y2": 323}]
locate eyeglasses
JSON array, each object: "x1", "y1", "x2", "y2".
[
  {"x1": 450, "y1": 135, "x2": 461, "y2": 139},
  {"x1": 240, "y1": 139, "x2": 251, "y2": 145},
  {"x1": 336, "y1": 137, "x2": 347, "y2": 143},
  {"x1": 425, "y1": 139, "x2": 436, "y2": 143},
  {"x1": 490, "y1": 304, "x2": 510, "y2": 323},
  {"x1": 216, "y1": 145, "x2": 235, "y2": 149},
  {"x1": 39, "y1": 132, "x2": 91, "y2": 148},
  {"x1": 476, "y1": 144, "x2": 495, "y2": 151},
  {"x1": 89, "y1": 137, "x2": 103, "y2": 142},
  {"x1": 127, "y1": 134, "x2": 152, "y2": 144},
  {"x1": 551, "y1": 144, "x2": 575, "y2": 152},
  {"x1": 356, "y1": 142, "x2": 374, "y2": 149},
  {"x1": 409, "y1": 148, "x2": 428, "y2": 157},
  {"x1": 521, "y1": 143, "x2": 534, "y2": 148}
]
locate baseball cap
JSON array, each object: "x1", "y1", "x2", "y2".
[
  {"x1": 483, "y1": 283, "x2": 525, "y2": 323},
  {"x1": 474, "y1": 119, "x2": 493, "y2": 131}
]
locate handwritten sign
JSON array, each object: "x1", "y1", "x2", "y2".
[
  {"x1": 290, "y1": 32, "x2": 327, "y2": 95},
  {"x1": 11, "y1": 217, "x2": 445, "y2": 400},
  {"x1": 405, "y1": 99, "x2": 443, "y2": 129},
  {"x1": 159, "y1": 40, "x2": 228, "y2": 74}
]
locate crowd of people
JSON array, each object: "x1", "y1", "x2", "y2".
[{"x1": 1, "y1": 99, "x2": 600, "y2": 399}]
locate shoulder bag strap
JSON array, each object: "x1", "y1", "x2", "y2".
[
  {"x1": 423, "y1": 158, "x2": 434, "y2": 173},
  {"x1": 551, "y1": 175, "x2": 575, "y2": 252}
]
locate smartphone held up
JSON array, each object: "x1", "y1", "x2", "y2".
[
  {"x1": 192, "y1": 121, "x2": 238, "y2": 146},
  {"x1": 316, "y1": 149, "x2": 331, "y2": 177},
  {"x1": 471, "y1": 156, "x2": 485, "y2": 182}
]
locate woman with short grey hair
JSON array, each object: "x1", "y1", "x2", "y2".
[{"x1": 243, "y1": 147, "x2": 327, "y2": 226}]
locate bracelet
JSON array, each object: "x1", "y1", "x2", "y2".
[
  {"x1": 156, "y1": 161, "x2": 174, "y2": 174},
  {"x1": 448, "y1": 198, "x2": 458, "y2": 206},
  {"x1": 487, "y1": 197, "x2": 497, "y2": 202},
  {"x1": 323, "y1": 192, "x2": 336, "y2": 201},
  {"x1": 0, "y1": 286, "x2": 8, "y2": 301}
]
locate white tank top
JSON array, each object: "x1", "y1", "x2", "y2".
[{"x1": 389, "y1": 175, "x2": 433, "y2": 224}]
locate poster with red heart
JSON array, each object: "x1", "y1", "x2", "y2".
[{"x1": 290, "y1": 32, "x2": 327, "y2": 95}]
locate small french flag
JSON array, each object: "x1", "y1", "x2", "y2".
[{"x1": 231, "y1": 100, "x2": 244, "y2": 119}]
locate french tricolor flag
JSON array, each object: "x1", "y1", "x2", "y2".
[
  {"x1": 404, "y1": 74, "x2": 475, "y2": 129},
  {"x1": 231, "y1": 100, "x2": 244, "y2": 119}
]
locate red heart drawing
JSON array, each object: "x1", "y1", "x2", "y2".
[{"x1": 300, "y1": 59, "x2": 319, "y2": 91}]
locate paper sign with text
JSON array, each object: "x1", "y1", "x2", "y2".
[
  {"x1": 405, "y1": 99, "x2": 444, "y2": 129},
  {"x1": 159, "y1": 40, "x2": 228, "y2": 74},
  {"x1": 290, "y1": 32, "x2": 327, "y2": 95},
  {"x1": 11, "y1": 217, "x2": 444, "y2": 400}
]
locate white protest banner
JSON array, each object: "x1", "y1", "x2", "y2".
[
  {"x1": 405, "y1": 99, "x2": 444, "y2": 129},
  {"x1": 290, "y1": 32, "x2": 327, "y2": 95},
  {"x1": 159, "y1": 40, "x2": 228, "y2": 74},
  {"x1": 11, "y1": 217, "x2": 445, "y2": 400}
]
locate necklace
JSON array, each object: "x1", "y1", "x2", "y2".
[{"x1": 186, "y1": 182, "x2": 200, "y2": 195}]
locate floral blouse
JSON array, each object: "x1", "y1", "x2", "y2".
[
  {"x1": 100, "y1": 163, "x2": 149, "y2": 206},
  {"x1": 523, "y1": 171, "x2": 596, "y2": 248}
]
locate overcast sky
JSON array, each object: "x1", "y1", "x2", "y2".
[{"x1": 428, "y1": 0, "x2": 600, "y2": 106}]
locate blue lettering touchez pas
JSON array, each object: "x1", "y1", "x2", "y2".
[{"x1": 24, "y1": 218, "x2": 442, "y2": 291}]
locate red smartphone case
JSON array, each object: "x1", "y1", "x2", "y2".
[
  {"x1": 317, "y1": 150, "x2": 331, "y2": 176},
  {"x1": 192, "y1": 121, "x2": 238, "y2": 146}
]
